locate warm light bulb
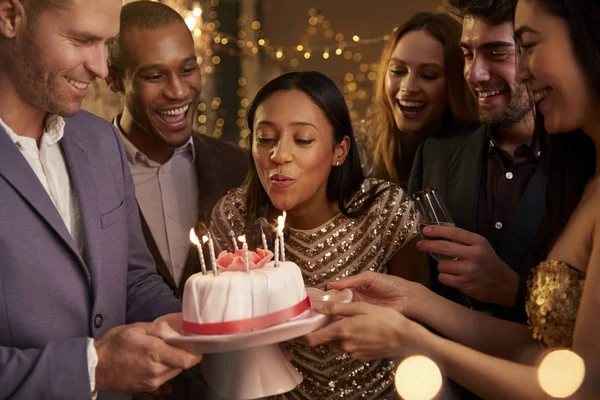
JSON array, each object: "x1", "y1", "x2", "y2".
[
  {"x1": 395, "y1": 355, "x2": 442, "y2": 400},
  {"x1": 297, "y1": 44, "x2": 304, "y2": 52},
  {"x1": 304, "y1": 51, "x2": 311, "y2": 59},
  {"x1": 193, "y1": 7, "x2": 202, "y2": 17},
  {"x1": 352, "y1": 35, "x2": 360, "y2": 42},
  {"x1": 538, "y1": 350, "x2": 585, "y2": 398},
  {"x1": 335, "y1": 48, "x2": 343, "y2": 56}
]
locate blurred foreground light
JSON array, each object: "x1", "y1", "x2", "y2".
[
  {"x1": 538, "y1": 349, "x2": 585, "y2": 398},
  {"x1": 193, "y1": 7, "x2": 202, "y2": 17},
  {"x1": 395, "y1": 355, "x2": 442, "y2": 400}
]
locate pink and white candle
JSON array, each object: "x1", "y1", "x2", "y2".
[
  {"x1": 261, "y1": 227, "x2": 268, "y2": 251},
  {"x1": 203, "y1": 234, "x2": 218, "y2": 276},
  {"x1": 274, "y1": 237, "x2": 280, "y2": 268},
  {"x1": 238, "y1": 235, "x2": 249, "y2": 272},
  {"x1": 277, "y1": 211, "x2": 286, "y2": 262},
  {"x1": 229, "y1": 230, "x2": 239, "y2": 252}
]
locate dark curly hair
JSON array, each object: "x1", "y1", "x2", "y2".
[{"x1": 446, "y1": 0, "x2": 517, "y2": 24}]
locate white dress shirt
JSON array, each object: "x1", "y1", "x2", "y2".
[
  {"x1": 116, "y1": 118, "x2": 199, "y2": 287},
  {"x1": 0, "y1": 116, "x2": 97, "y2": 395}
]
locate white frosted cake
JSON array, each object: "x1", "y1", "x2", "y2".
[{"x1": 182, "y1": 259, "x2": 309, "y2": 335}]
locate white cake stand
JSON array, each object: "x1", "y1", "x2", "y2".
[{"x1": 157, "y1": 287, "x2": 353, "y2": 400}]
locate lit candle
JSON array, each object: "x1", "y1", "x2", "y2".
[
  {"x1": 203, "y1": 234, "x2": 218, "y2": 276},
  {"x1": 274, "y1": 237, "x2": 280, "y2": 268},
  {"x1": 189, "y1": 228, "x2": 207, "y2": 275},
  {"x1": 261, "y1": 227, "x2": 268, "y2": 251},
  {"x1": 238, "y1": 235, "x2": 249, "y2": 272},
  {"x1": 228, "y1": 230, "x2": 239, "y2": 252},
  {"x1": 277, "y1": 211, "x2": 286, "y2": 262}
]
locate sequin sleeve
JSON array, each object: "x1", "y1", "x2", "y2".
[
  {"x1": 526, "y1": 260, "x2": 585, "y2": 348},
  {"x1": 378, "y1": 185, "x2": 419, "y2": 262},
  {"x1": 208, "y1": 187, "x2": 248, "y2": 253}
]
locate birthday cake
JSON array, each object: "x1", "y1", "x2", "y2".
[{"x1": 182, "y1": 248, "x2": 310, "y2": 335}]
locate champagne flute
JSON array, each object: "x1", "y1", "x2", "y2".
[
  {"x1": 411, "y1": 188, "x2": 473, "y2": 309},
  {"x1": 411, "y1": 188, "x2": 457, "y2": 262}
]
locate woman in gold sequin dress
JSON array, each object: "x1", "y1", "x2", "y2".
[
  {"x1": 209, "y1": 71, "x2": 429, "y2": 399},
  {"x1": 308, "y1": 0, "x2": 600, "y2": 398}
]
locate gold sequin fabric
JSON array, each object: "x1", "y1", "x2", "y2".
[
  {"x1": 210, "y1": 178, "x2": 418, "y2": 399},
  {"x1": 526, "y1": 260, "x2": 585, "y2": 348}
]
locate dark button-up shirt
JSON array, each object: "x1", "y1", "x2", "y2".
[{"x1": 476, "y1": 129, "x2": 540, "y2": 250}]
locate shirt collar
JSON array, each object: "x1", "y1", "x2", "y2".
[
  {"x1": 486, "y1": 125, "x2": 541, "y2": 160},
  {"x1": 0, "y1": 114, "x2": 65, "y2": 148},
  {"x1": 113, "y1": 113, "x2": 196, "y2": 166}
]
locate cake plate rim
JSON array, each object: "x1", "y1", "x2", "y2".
[{"x1": 157, "y1": 287, "x2": 352, "y2": 354}]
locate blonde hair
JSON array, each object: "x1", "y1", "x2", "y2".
[{"x1": 366, "y1": 12, "x2": 478, "y2": 185}]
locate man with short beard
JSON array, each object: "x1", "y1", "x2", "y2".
[
  {"x1": 0, "y1": 0, "x2": 201, "y2": 399},
  {"x1": 409, "y1": 0, "x2": 543, "y2": 324}
]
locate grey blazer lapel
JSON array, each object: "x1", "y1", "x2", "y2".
[
  {"x1": 0, "y1": 124, "x2": 87, "y2": 276},
  {"x1": 61, "y1": 122, "x2": 101, "y2": 283}
]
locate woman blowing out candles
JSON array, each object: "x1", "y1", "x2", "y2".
[{"x1": 209, "y1": 71, "x2": 429, "y2": 399}]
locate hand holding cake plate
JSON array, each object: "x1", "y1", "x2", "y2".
[
  {"x1": 157, "y1": 287, "x2": 352, "y2": 353},
  {"x1": 159, "y1": 225, "x2": 352, "y2": 399},
  {"x1": 157, "y1": 287, "x2": 351, "y2": 400}
]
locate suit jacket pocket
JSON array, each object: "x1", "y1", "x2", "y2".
[{"x1": 101, "y1": 199, "x2": 126, "y2": 229}]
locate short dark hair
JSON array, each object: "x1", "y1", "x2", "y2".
[
  {"x1": 20, "y1": 0, "x2": 71, "y2": 23},
  {"x1": 244, "y1": 71, "x2": 385, "y2": 227},
  {"x1": 447, "y1": 0, "x2": 517, "y2": 25},
  {"x1": 108, "y1": 1, "x2": 186, "y2": 71}
]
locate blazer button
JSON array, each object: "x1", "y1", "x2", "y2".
[{"x1": 94, "y1": 314, "x2": 104, "y2": 329}]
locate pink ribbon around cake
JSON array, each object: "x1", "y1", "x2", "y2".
[{"x1": 183, "y1": 296, "x2": 312, "y2": 335}]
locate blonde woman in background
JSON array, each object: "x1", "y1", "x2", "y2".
[{"x1": 364, "y1": 12, "x2": 478, "y2": 186}]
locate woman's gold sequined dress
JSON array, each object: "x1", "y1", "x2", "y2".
[
  {"x1": 526, "y1": 260, "x2": 586, "y2": 348},
  {"x1": 210, "y1": 178, "x2": 419, "y2": 399}
]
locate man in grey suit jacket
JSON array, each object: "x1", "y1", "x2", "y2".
[{"x1": 0, "y1": 0, "x2": 201, "y2": 399}]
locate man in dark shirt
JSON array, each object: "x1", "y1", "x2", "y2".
[
  {"x1": 105, "y1": 2, "x2": 248, "y2": 399},
  {"x1": 409, "y1": 0, "x2": 543, "y2": 322}
]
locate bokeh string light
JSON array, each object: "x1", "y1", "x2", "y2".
[{"x1": 153, "y1": 0, "x2": 391, "y2": 146}]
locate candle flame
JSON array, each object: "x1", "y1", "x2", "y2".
[
  {"x1": 202, "y1": 235, "x2": 209, "y2": 244},
  {"x1": 189, "y1": 228, "x2": 200, "y2": 245},
  {"x1": 238, "y1": 235, "x2": 246, "y2": 243},
  {"x1": 277, "y1": 211, "x2": 287, "y2": 234}
]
